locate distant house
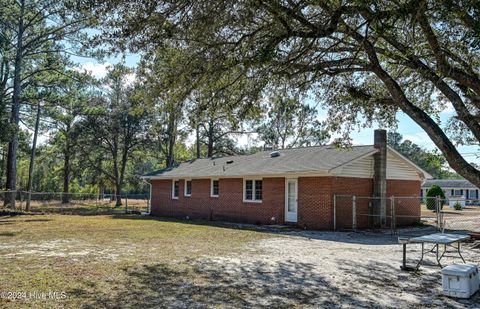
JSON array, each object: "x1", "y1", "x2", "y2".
[
  {"x1": 143, "y1": 130, "x2": 431, "y2": 230},
  {"x1": 421, "y1": 179, "x2": 479, "y2": 204}
]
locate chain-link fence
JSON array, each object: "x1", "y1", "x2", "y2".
[
  {"x1": 434, "y1": 197, "x2": 480, "y2": 233},
  {"x1": 334, "y1": 195, "x2": 396, "y2": 232},
  {"x1": 0, "y1": 191, "x2": 150, "y2": 215},
  {"x1": 334, "y1": 195, "x2": 480, "y2": 234}
]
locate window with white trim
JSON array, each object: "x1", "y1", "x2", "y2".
[
  {"x1": 211, "y1": 179, "x2": 219, "y2": 197},
  {"x1": 244, "y1": 179, "x2": 262, "y2": 202},
  {"x1": 185, "y1": 179, "x2": 192, "y2": 196},
  {"x1": 172, "y1": 180, "x2": 180, "y2": 199}
]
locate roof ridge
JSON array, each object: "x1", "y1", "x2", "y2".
[
  {"x1": 142, "y1": 144, "x2": 383, "y2": 179},
  {"x1": 168, "y1": 144, "x2": 376, "y2": 166},
  {"x1": 264, "y1": 144, "x2": 374, "y2": 151}
]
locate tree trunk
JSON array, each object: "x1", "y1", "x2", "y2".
[
  {"x1": 167, "y1": 139, "x2": 175, "y2": 167},
  {"x1": 62, "y1": 150, "x2": 70, "y2": 204},
  {"x1": 0, "y1": 148, "x2": 6, "y2": 185},
  {"x1": 4, "y1": 0, "x2": 25, "y2": 208},
  {"x1": 62, "y1": 124, "x2": 71, "y2": 204},
  {"x1": 25, "y1": 101, "x2": 41, "y2": 211},
  {"x1": 99, "y1": 185, "x2": 105, "y2": 199},
  {"x1": 166, "y1": 110, "x2": 176, "y2": 167},
  {"x1": 196, "y1": 123, "x2": 201, "y2": 159},
  {"x1": 0, "y1": 149, "x2": 3, "y2": 184},
  {"x1": 117, "y1": 144, "x2": 129, "y2": 208},
  {"x1": 115, "y1": 182, "x2": 122, "y2": 207},
  {"x1": 111, "y1": 135, "x2": 122, "y2": 206},
  {"x1": 207, "y1": 119, "x2": 214, "y2": 158}
]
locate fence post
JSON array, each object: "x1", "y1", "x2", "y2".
[
  {"x1": 435, "y1": 196, "x2": 441, "y2": 231},
  {"x1": 125, "y1": 195, "x2": 128, "y2": 214},
  {"x1": 439, "y1": 198, "x2": 445, "y2": 232},
  {"x1": 333, "y1": 195, "x2": 337, "y2": 231},
  {"x1": 60, "y1": 192, "x2": 63, "y2": 214},
  {"x1": 19, "y1": 191, "x2": 23, "y2": 211},
  {"x1": 352, "y1": 195, "x2": 357, "y2": 231}
]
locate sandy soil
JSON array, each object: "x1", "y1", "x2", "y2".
[
  {"x1": 187, "y1": 229, "x2": 480, "y2": 308},
  {"x1": 1, "y1": 215, "x2": 479, "y2": 308}
]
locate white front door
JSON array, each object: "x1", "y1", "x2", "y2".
[{"x1": 285, "y1": 179, "x2": 298, "y2": 222}]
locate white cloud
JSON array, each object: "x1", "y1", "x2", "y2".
[
  {"x1": 235, "y1": 133, "x2": 259, "y2": 147},
  {"x1": 125, "y1": 72, "x2": 137, "y2": 86},
  {"x1": 440, "y1": 101, "x2": 455, "y2": 115},
  {"x1": 75, "y1": 62, "x2": 137, "y2": 85},
  {"x1": 75, "y1": 61, "x2": 112, "y2": 79},
  {"x1": 351, "y1": 139, "x2": 364, "y2": 146},
  {"x1": 403, "y1": 132, "x2": 435, "y2": 149},
  {"x1": 184, "y1": 132, "x2": 259, "y2": 149}
]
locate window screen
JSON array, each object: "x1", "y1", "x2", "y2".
[
  {"x1": 173, "y1": 180, "x2": 179, "y2": 198},
  {"x1": 245, "y1": 180, "x2": 253, "y2": 200},
  {"x1": 186, "y1": 180, "x2": 192, "y2": 196},
  {"x1": 212, "y1": 180, "x2": 219, "y2": 196},
  {"x1": 245, "y1": 180, "x2": 262, "y2": 201}
]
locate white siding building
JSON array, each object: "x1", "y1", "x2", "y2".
[{"x1": 421, "y1": 179, "x2": 479, "y2": 204}]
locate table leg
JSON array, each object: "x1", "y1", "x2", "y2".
[
  {"x1": 415, "y1": 242, "x2": 424, "y2": 270},
  {"x1": 400, "y1": 243, "x2": 416, "y2": 271},
  {"x1": 436, "y1": 244, "x2": 445, "y2": 268},
  {"x1": 457, "y1": 242, "x2": 466, "y2": 263}
]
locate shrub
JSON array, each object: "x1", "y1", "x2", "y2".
[
  {"x1": 453, "y1": 202, "x2": 462, "y2": 211},
  {"x1": 425, "y1": 185, "x2": 446, "y2": 211}
]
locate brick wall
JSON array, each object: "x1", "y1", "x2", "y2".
[
  {"x1": 150, "y1": 176, "x2": 421, "y2": 230},
  {"x1": 387, "y1": 179, "x2": 422, "y2": 226},
  {"x1": 332, "y1": 177, "x2": 374, "y2": 230},
  {"x1": 295, "y1": 177, "x2": 420, "y2": 229},
  {"x1": 151, "y1": 178, "x2": 285, "y2": 225},
  {"x1": 296, "y1": 177, "x2": 333, "y2": 230}
]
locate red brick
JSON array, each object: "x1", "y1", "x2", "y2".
[{"x1": 150, "y1": 176, "x2": 421, "y2": 230}]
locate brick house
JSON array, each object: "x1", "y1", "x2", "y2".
[{"x1": 143, "y1": 130, "x2": 431, "y2": 230}]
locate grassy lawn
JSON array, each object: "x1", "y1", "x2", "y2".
[{"x1": 0, "y1": 214, "x2": 269, "y2": 308}]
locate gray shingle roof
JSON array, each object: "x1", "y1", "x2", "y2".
[
  {"x1": 422, "y1": 179, "x2": 477, "y2": 189},
  {"x1": 143, "y1": 145, "x2": 379, "y2": 179}
]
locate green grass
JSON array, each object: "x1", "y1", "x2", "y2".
[{"x1": 0, "y1": 214, "x2": 269, "y2": 308}]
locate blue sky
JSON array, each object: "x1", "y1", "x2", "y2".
[{"x1": 71, "y1": 54, "x2": 480, "y2": 165}]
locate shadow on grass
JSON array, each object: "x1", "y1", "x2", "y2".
[
  {"x1": 81, "y1": 256, "x2": 480, "y2": 308},
  {"x1": 336, "y1": 259, "x2": 480, "y2": 307},
  {"x1": 110, "y1": 214, "x2": 439, "y2": 246},
  {"x1": 24, "y1": 218, "x2": 52, "y2": 222},
  {"x1": 0, "y1": 218, "x2": 52, "y2": 224},
  {"x1": 81, "y1": 259, "x2": 373, "y2": 309},
  {"x1": 0, "y1": 231, "x2": 16, "y2": 236}
]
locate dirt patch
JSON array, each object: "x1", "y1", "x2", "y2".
[
  {"x1": 1, "y1": 239, "x2": 120, "y2": 260},
  {"x1": 1, "y1": 216, "x2": 478, "y2": 308},
  {"x1": 86, "y1": 230, "x2": 480, "y2": 308}
]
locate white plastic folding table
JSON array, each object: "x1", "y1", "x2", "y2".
[{"x1": 400, "y1": 233, "x2": 470, "y2": 270}]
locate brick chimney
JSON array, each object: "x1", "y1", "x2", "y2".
[{"x1": 373, "y1": 129, "x2": 387, "y2": 227}]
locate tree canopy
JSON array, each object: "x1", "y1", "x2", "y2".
[
  {"x1": 92, "y1": 0, "x2": 480, "y2": 187},
  {"x1": 4, "y1": 0, "x2": 480, "y2": 208}
]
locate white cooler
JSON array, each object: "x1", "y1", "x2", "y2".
[{"x1": 441, "y1": 264, "x2": 479, "y2": 298}]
